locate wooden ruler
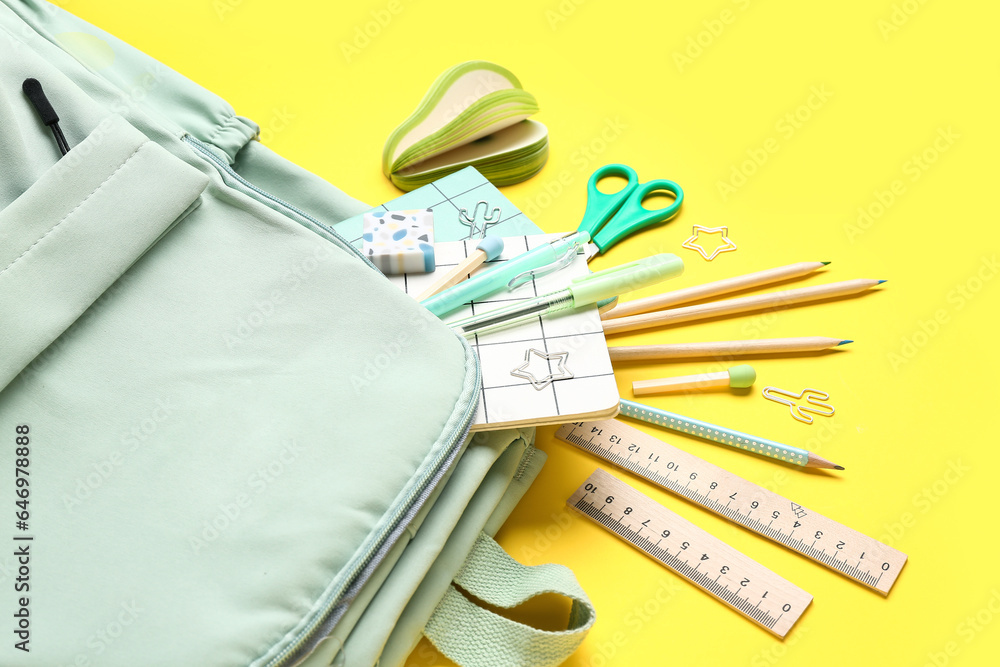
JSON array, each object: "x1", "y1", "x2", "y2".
[
  {"x1": 557, "y1": 419, "x2": 907, "y2": 594},
  {"x1": 569, "y1": 469, "x2": 812, "y2": 637}
]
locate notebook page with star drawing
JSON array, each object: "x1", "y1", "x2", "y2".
[{"x1": 388, "y1": 233, "x2": 620, "y2": 431}]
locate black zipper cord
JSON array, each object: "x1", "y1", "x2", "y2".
[{"x1": 22, "y1": 78, "x2": 70, "y2": 156}]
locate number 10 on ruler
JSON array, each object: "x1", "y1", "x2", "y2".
[
  {"x1": 557, "y1": 419, "x2": 906, "y2": 594},
  {"x1": 569, "y1": 469, "x2": 812, "y2": 638}
]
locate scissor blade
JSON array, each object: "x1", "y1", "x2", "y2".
[{"x1": 582, "y1": 242, "x2": 601, "y2": 262}]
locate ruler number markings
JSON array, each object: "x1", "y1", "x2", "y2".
[
  {"x1": 571, "y1": 469, "x2": 811, "y2": 638},
  {"x1": 558, "y1": 420, "x2": 907, "y2": 594}
]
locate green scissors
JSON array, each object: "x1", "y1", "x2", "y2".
[{"x1": 577, "y1": 164, "x2": 684, "y2": 257}]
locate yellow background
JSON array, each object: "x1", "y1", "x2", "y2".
[{"x1": 64, "y1": 0, "x2": 998, "y2": 664}]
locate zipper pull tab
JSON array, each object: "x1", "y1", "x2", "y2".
[{"x1": 23, "y1": 78, "x2": 70, "y2": 156}]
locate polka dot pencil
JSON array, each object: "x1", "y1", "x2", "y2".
[{"x1": 618, "y1": 399, "x2": 843, "y2": 469}]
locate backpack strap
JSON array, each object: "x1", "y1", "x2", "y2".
[{"x1": 424, "y1": 532, "x2": 595, "y2": 667}]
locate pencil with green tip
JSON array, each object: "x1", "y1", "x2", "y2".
[
  {"x1": 619, "y1": 399, "x2": 844, "y2": 470},
  {"x1": 632, "y1": 364, "x2": 757, "y2": 395},
  {"x1": 601, "y1": 261, "x2": 832, "y2": 320},
  {"x1": 603, "y1": 279, "x2": 886, "y2": 335}
]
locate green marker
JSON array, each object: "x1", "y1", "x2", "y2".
[{"x1": 449, "y1": 253, "x2": 684, "y2": 337}]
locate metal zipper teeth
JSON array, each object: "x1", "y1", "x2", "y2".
[
  {"x1": 184, "y1": 133, "x2": 482, "y2": 665},
  {"x1": 180, "y1": 135, "x2": 376, "y2": 271},
  {"x1": 271, "y1": 357, "x2": 481, "y2": 667}
]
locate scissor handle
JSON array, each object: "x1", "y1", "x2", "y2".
[
  {"x1": 591, "y1": 177, "x2": 684, "y2": 253},
  {"x1": 577, "y1": 164, "x2": 640, "y2": 241}
]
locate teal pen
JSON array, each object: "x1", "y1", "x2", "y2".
[
  {"x1": 422, "y1": 231, "x2": 591, "y2": 317},
  {"x1": 618, "y1": 399, "x2": 843, "y2": 469},
  {"x1": 449, "y1": 254, "x2": 684, "y2": 337}
]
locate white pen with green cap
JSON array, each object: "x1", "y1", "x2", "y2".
[{"x1": 449, "y1": 253, "x2": 684, "y2": 337}]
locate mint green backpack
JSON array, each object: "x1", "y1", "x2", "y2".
[{"x1": 0, "y1": 2, "x2": 594, "y2": 665}]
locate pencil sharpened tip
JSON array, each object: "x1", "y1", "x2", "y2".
[
  {"x1": 877, "y1": 279, "x2": 888, "y2": 284},
  {"x1": 834, "y1": 465, "x2": 845, "y2": 470},
  {"x1": 838, "y1": 339, "x2": 854, "y2": 346},
  {"x1": 821, "y1": 261, "x2": 831, "y2": 265}
]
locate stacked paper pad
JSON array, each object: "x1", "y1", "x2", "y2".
[{"x1": 382, "y1": 61, "x2": 549, "y2": 191}]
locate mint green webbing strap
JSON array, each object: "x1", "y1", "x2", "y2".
[{"x1": 423, "y1": 532, "x2": 596, "y2": 667}]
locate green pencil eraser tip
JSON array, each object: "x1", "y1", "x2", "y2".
[
  {"x1": 878, "y1": 279, "x2": 888, "y2": 284},
  {"x1": 821, "y1": 261, "x2": 831, "y2": 265},
  {"x1": 838, "y1": 339, "x2": 854, "y2": 346},
  {"x1": 597, "y1": 296, "x2": 619, "y2": 312},
  {"x1": 727, "y1": 364, "x2": 756, "y2": 388}
]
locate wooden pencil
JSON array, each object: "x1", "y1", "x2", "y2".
[
  {"x1": 608, "y1": 337, "x2": 852, "y2": 362},
  {"x1": 632, "y1": 364, "x2": 756, "y2": 395},
  {"x1": 417, "y1": 250, "x2": 489, "y2": 301},
  {"x1": 601, "y1": 261, "x2": 830, "y2": 320},
  {"x1": 417, "y1": 237, "x2": 506, "y2": 301},
  {"x1": 602, "y1": 279, "x2": 885, "y2": 335},
  {"x1": 619, "y1": 399, "x2": 843, "y2": 469}
]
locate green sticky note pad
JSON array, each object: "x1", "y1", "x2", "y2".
[{"x1": 382, "y1": 61, "x2": 549, "y2": 191}]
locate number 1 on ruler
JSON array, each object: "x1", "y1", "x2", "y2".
[
  {"x1": 557, "y1": 419, "x2": 907, "y2": 594},
  {"x1": 569, "y1": 469, "x2": 812, "y2": 638}
]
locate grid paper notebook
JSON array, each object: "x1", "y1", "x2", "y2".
[
  {"x1": 388, "y1": 234, "x2": 620, "y2": 430},
  {"x1": 337, "y1": 166, "x2": 541, "y2": 247},
  {"x1": 335, "y1": 168, "x2": 621, "y2": 429}
]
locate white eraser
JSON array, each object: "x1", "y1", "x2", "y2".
[{"x1": 363, "y1": 209, "x2": 435, "y2": 274}]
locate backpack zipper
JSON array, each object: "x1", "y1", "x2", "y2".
[
  {"x1": 23, "y1": 77, "x2": 71, "y2": 155},
  {"x1": 182, "y1": 132, "x2": 481, "y2": 666},
  {"x1": 267, "y1": 348, "x2": 480, "y2": 667},
  {"x1": 181, "y1": 134, "x2": 376, "y2": 271}
]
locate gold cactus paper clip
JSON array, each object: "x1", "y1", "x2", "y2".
[{"x1": 762, "y1": 386, "x2": 835, "y2": 425}]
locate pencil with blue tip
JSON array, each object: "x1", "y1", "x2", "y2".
[{"x1": 608, "y1": 337, "x2": 852, "y2": 362}]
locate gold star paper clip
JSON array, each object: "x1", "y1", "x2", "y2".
[
  {"x1": 681, "y1": 225, "x2": 738, "y2": 261},
  {"x1": 510, "y1": 348, "x2": 574, "y2": 390}
]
